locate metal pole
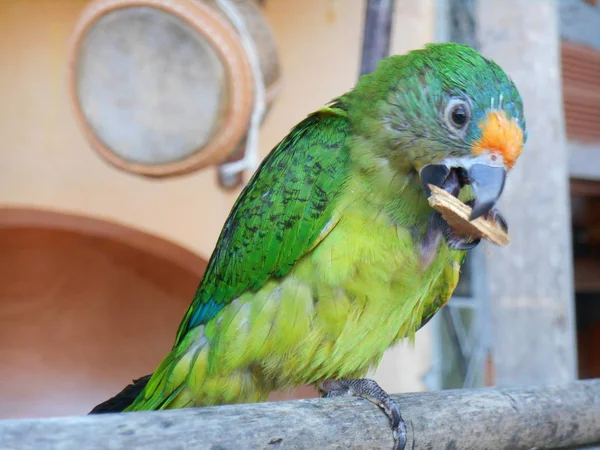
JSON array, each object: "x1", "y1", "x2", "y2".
[
  {"x1": 447, "y1": 0, "x2": 479, "y2": 49},
  {"x1": 359, "y1": 0, "x2": 396, "y2": 75}
]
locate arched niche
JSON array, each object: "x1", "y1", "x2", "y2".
[
  {"x1": 0, "y1": 208, "x2": 316, "y2": 419},
  {"x1": 0, "y1": 208, "x2": 207, "y2": 419}
]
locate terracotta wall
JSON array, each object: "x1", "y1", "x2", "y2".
[
  {"x1": 0, "y1": 0, "x2": 438, "y2": 418},
  {"x1": 0, "y1": 224, "x2": 204, "y2": 418},
  {"x1": 0, "y1": 0, "x2": 435, "y2": 258}
]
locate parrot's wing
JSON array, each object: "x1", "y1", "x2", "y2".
[{"x1": 174, "y1": 105, "x2": 351, "y2": 346}]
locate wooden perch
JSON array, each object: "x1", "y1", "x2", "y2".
[
  {"x1": 1, "y1": 380, "x2": 599, "y2": 450},
  {"x1": 428, "y1": 184, "x2": 510, "y2": 246}
]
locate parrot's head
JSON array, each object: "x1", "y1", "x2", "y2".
[{"x1": 348, "y1": 42, "x2": 526, "y2": 228}]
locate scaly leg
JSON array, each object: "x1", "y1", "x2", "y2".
[
  {"x1": 485, "y1": 208, "x2": 508, "y2": 233},
  {"x1": 319, "y1": 378, "x2": 407, "y2": 450}
]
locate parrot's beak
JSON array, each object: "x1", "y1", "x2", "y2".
[
  {"x1": 419, "y1": 162, "x2": 507, "y2": 220},
  {"x1": 419, "y1": 110, "x2": 521, "y2": 250},
  {"x1": 467, "y1": 164, "x2": 506, "y2": 220},
  {"x1": 419, "y1": 164, "x2": 451, "y2": 198},
  {"x1": 419, "y1": 160, "x2": 508, "y2": 251}
]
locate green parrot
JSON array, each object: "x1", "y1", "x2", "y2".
[{"x1": 91, "y1": 43, "x2": 526, "y2": 450}]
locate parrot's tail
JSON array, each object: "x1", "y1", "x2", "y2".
[{"x1": 89, "y1": 374, "x2": 152, "y2": 414}]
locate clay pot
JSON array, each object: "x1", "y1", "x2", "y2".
[{"x1": 68, "y1": 0, "x2": 281, "y2": 178}]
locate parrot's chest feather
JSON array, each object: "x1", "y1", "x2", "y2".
[
  {"x1": 149, "y1": 196, "x2": 462, "y2": 407},
  {"x1": 187, "y1": 197, "x2": 461, "y2": 400},
  {"x1": 284, "y1": 201, "x2": 460, "y2": 383}
]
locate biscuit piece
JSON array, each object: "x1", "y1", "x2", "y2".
[{"x1": 427, "y1": 184, "x2": 510, "y2": 247}]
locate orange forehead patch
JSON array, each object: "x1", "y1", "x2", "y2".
[{"x1": 472, "y1": 110, "x2": 524, "y2": 169}]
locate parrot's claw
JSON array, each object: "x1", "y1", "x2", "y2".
[
  {"x1": 485, "y1": 208, "x2": 508, "y2": 233},
  {"x1": 441, "y1": 218, "x2": 480, "y2": 251},
  {"x1": 319, "y1": 378, "x2": 407, "y2": 450},
  {"x1": 446, "y1": 234, "x2": 480, "y2": 251},
  {"x1": 444, "y1": 207, "x2": 506, "y2": 250}
]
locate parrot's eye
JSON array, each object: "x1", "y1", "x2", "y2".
[
  {"x1": 451, "y1": 106, "x2": 468, "y2": 127},
  {"x1": 443, "y1": 98, "x2": 471, "y2": 133}
]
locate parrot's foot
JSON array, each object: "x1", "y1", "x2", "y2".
[
  {"x1": 430, "y1": 210, "x2": 481, "y2": 252},
  {"x1": 485, "y1": 208, "x2": 508, "y2": 233},
  {"x1": 442, "y1": 222, "x2": 480, "y2": 250},
  {"x1": 319, "y1": 379, "x2": 407, "y2": 450},
  {"x1": 437, "y1": 207, "x2": 508, "y2": 252}
]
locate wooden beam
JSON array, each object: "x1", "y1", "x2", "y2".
[
  {"x1": 1, "y1": 380, "x2": 599, "y2": 449},
  {"x1": 475, "y1": 0, "x2": 578, "y2": 386},
  {"x1": 571, "y1": 179, "x2": 600, "y2": 197},
  {"x1": 575, "y1": 258, "x2": 600, "y2": 292}
]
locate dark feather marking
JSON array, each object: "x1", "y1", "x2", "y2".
[
  {"x1": 173, "y1": 107, "x2": 352, "y2": 346},
  {"x1": 89, "y1": 375, "x2": 152, "y2": 414}
]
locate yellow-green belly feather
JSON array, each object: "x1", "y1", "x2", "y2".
[{"x1": 130, "y1": 191, "x2": 462, "y2": 411}]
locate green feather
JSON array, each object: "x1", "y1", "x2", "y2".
[
  {"x1": 121, "y1": 43, "x2": 526, "y2": 412},
  {"x1": 175, "y1": 105, "x2": 351, "y2": 345}
]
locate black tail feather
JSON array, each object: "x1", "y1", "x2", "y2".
[{"x1": 89, "y1": 374, "x2": 152, "y2": 414}]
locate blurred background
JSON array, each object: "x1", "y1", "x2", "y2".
[{"x1": 0, "y1": 0, "x2": 598, "y2": 419}]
